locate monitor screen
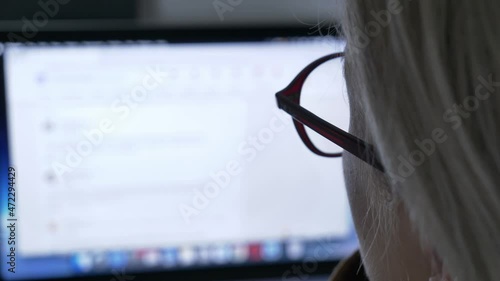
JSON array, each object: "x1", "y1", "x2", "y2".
[{"x1": 0, "y1": 36, "x2": 357, "y2": 280}]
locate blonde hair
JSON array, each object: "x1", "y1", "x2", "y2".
[{"x1": 341, "y1": 0, "x2": 500, "y2": 280}]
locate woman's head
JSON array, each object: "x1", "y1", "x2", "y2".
[{"x1": 341, "y1": 0, "x2": 500, "y2": 280}]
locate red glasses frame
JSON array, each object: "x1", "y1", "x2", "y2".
[{"x1": 275, "y1": 52, "x2": 385, "y2": 172}]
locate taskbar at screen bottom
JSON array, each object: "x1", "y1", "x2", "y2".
[{"x1": 2, "y1": 237, "x2": 359, "y2": 280}]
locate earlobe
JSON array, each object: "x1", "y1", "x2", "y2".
[
  {"x1": 430, "y1": 249, "x2": 442, "y2": 278},
  {"x1": 429, "y1": 249, "x2": 453, "y2": 281}
]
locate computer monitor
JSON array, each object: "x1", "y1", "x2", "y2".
[{"x1": 0, "y1": 29, "x2": 357, "y2": 281}]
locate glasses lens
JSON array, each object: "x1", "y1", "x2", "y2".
[{"x1": 300, "y1": 57, "x2": 349, "y2": 154}]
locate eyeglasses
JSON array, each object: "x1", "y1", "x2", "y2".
[{"x1": 275, "y1": 52, "x2": 385, "y2": 172}]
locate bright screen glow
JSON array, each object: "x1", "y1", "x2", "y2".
[{"x1": 1, "y1": 38, "x2": 356, "y2": 280}]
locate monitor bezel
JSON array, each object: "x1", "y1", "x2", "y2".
[{"x1": 0, "y1": 27, "x2": 346, "y2": 281}]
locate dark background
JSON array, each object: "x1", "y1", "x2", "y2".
[
  {"x1": 0, "y1": 0, "x2": 135, "y2": 20},
  {"x1": 0, "y1": 0, "x2": 341, "y2": 33}
]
